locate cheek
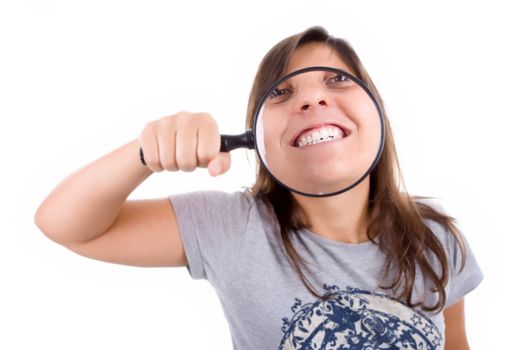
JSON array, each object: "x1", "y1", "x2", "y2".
[
  {"x1": 261, "y1": 114, "x2": 289, "y2": 151},
  {"x1": 342, "y1": 94, "x2": 381, "y2": 135},
  {"x1": 359, "y1": 104, "x2": 382, "y2": 147}
]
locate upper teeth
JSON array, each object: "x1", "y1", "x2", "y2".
[{"x1": 296, "y1": 126, "x2": 345, "y2": 147}]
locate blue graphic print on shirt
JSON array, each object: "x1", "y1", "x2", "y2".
[{"x1": 279, "y1": 284, "x2": 443, "y2": 350}]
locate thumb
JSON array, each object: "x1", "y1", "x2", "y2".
[{"x1": 207, "y1": 152, "x2": 231, "y2": 177}]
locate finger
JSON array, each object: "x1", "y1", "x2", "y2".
[
  {"x1": 196, "y1": 120, "x2": 220, "y2": 168},
  {"x1": 176, "y1": 127, "x2": 198, "y2": 172},
  {"x1": 157, "y1": 127, "x2": 178, "y2": 172},
  {"x1": 139, "y1": 124, "x2": 162, "y2": 172},
  {"x1": 207, "y1": 152, "x2": 231, "y2": 177}
]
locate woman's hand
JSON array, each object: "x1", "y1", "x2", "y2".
[{"x1": 139, "y1": 112, "x2": 231, "y2": 176}]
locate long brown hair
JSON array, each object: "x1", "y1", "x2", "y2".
[{"x1": 245, "y1": 26, "x2": 466, "y2": 313}]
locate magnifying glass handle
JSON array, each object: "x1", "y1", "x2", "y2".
[
  {"x1": 139, "y1": 129, "x2": 254, "y2": 166},
  {"x1": 220, "y1": 130, "x2": 254, "y2": 152}
]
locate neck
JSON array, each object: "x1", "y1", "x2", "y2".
[{"x1": 292, "y1": 177, "x2": 371, "y2": 244}]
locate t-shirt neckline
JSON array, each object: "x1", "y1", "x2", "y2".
[{"x1": 300, "y1": 227, "x2": 377, "y2": 249}]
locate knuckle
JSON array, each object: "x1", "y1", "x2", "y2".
[
  {"x1": 156, "y1": 127, "x2": 174, "y2": 143},
  {"x1": 192, "y1": 112, "x2": 210, "y2": 125},
  {"x1": 157, "y1": 116, "x2": 177, "y2": 133},
  {"x1": 144, "y1": 120, "x2": 156, "y2": 128},
  {"x1": 160, "y1": 160, "x2": 178, "y2": 172},
  {"x1": 158, "y1": 152, "x2": 177, "y2": 172},
  {"x1": 174, "y1": 110, "x2": 189, "y2": 117},
  {"x1": 148, "y1": 160, "x2": 163, "y2": 173},
  {"x1": 177, "y1": 155, "x2": 197, "y2": 172},
  {"x1": 198, "y1": 148, "x2": 216, "y2": 164},
  {"x1": 176, "y1": 111, "x2": 192, "y2": 123},
  {"x1": 141, "y1": 122, "x2": 157, "y2": 138},
  {"x1": 200, "y1": 112, "x2": 216, "y2": 126}
]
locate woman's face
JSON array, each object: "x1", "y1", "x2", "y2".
[{"x1": 256, "y1": 42, "x2": 382, "y2": 195}]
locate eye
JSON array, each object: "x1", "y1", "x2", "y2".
[
  {"x1": 268, "y1": 85, "x2": 293, "y2": 103},
  {"x1": 269, "y1": 88, "x2": 290, "y2": 97},
  {"x1": 326, "y1": 73, "x2": 355, "y2": 89}
]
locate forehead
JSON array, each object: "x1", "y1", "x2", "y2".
[{"x1": 286, "y1": 42, "x2": 354, "y2": 75}]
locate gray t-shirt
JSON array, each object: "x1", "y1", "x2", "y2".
[{"x1": 169, "y1": 190, "x2": 483, "y2": 350}]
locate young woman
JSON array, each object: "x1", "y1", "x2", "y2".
[{"x1": 34, "y1": 26, "x2": 483, "y2": 349}]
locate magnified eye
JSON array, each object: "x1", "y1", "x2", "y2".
[
  {"x1": 270, "y1": 88, "x2": 290, "y2": 97},
  {"x1": 268, "y1": 86, "x2": 293, "y2": 103},
  {"x1": 326, "y1": 74, "x2": 354, "y2": 87}
]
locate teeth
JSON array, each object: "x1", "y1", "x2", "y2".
[{"x1": 296, "y1": 126, "x2": 344, "y2": 147}]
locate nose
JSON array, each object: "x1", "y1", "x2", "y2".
[
  {"x1": 300, "y1": 98, "x2": 327, "y2": 111},
  {"x1": 295, "y1": 84, "x2": 329, "y2": 112}
]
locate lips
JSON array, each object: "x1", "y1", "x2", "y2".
[{"x1": 291, "y1": 123, "x2": 350, "y2": 147}]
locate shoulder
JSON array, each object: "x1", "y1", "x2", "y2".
[
  {"x1": 414, "y1": 197, "x2": 461, "y2": 243},
  {"x1": 413, "y1": 197, "x2": 466, "y2": 268},
  {"x1": 414, "y1": 199, "x2": 483, "y2": 308}
]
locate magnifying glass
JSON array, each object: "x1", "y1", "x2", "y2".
[{"x1": 140, "y1": 66, "x2": 384, "y2": 197}]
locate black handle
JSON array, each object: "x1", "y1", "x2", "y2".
[
  {"x1": 139, "y1": 129, "x2": 254, "y2": 166},
  {"x1": 220, "y1": 130, "x2": 254, "y2": 152}
]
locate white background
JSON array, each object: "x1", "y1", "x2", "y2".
[{"x1": 1, "y1": 0, "x2": 523, "y2": 348}]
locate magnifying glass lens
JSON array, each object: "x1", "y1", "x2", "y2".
[{"x1": 254, "y1": 67, "x2": 384, "y2": 197}]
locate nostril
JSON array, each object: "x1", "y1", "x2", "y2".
[{"x1": 300, "y1": 99, "x2": 326, "y2": 111}]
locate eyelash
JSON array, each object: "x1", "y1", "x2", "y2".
[
  {"x1": 270, "y1": 87, "x2": 292, "y2": 98},
  {"x1": 327, "y1": 74, "x2": 351, "y2": 84}
]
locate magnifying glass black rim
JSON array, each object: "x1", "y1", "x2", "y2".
[{"x1": 252, "y1": 66, "x2": 385, "y2": 198}]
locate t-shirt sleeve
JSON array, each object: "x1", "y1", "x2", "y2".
[
  {"x1": 422, "y1": 200, "x2": 484, "y2": 309},
  {"x1": 442, "y1": 228, "x2": 484, "y2": 309},
  {"x1": 168, "y1": 190, "x2": 253, "y2": 282}
]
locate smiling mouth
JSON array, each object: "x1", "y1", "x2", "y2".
[{"x1": 292, "y1": 124, "x2": 350, "y2": 148}]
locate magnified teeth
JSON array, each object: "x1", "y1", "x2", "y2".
[{"x1": 296, "y1": 126, "x2": 344, "y2": 147}]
